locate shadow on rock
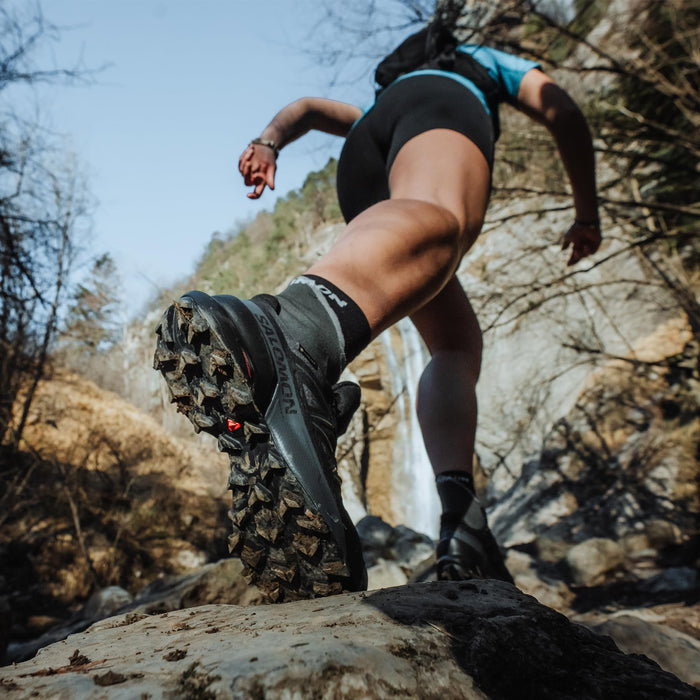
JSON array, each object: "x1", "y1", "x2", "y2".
[{"x1": 363, "y1": 580, "x2": 700, "y2": 700}]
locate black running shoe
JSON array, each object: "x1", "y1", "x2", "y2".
[
  {"x1": 154, "y1": 290, "x2": 367, "y2": 601},
  {"x1": 436, "y1": 498, "x2": 514, "y2": 584}
]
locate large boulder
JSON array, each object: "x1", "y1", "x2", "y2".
[
  {"x1": 1, "y1": 581, "x2": 697, "y2": 699},
  {"x1": 566, "y1": 538, "x2": 626, "y2": 586}
]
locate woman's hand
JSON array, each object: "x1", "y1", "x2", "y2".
[
  {"x1": 238, "y1": 143, "x2": 276, "y2": 199},
  {"x1": 237, "y1": 99, "x2": 360, "y2": 200},
  {"x1": 561, "y1": 220, "x2": 601, "y2": 266}
]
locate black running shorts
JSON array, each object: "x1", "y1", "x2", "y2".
[{"x1": 336, "y1": 74, "x2": 495, "y2": 223}]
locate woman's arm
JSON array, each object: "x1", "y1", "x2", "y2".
[
  {"x1": 239, "y1": 98, "x2": 362, "y2": 199},
  {"x1": 516, "y1": 69, "x2": 601, "y2": 265}
]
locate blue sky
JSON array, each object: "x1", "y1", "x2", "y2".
[{"x1": 28, "y1": 1, "x2": 386, "y2": 309}]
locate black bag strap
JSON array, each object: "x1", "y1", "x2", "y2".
[
  {"x1": 374, "y1": 20, "x2": 505, "y2": 140},
  {"x1": 375, "y1": 21, "x2": 456, "y2": 87},
  {"x1": 374, "y1": 26, "x2": 432, "y2": 88},
  {"x1": 452, "y1": 49, "x2": 505, "y2": 140}
]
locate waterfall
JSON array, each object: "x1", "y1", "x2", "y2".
[{"x1": 380, "y1": 319, "x2": 441, "y2": 538}]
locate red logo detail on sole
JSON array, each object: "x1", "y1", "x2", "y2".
[{"x1": 242, "y1": 351, "x2": 252, "y2": 378}]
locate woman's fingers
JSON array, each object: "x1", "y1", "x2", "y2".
[
  {"x1": 562, "y1": 221, "x2": 601, "y2": 266},
  {"x1": 238, "y1": 145, "x2": 254, "y2": 172},
  {"x1": 238, "y1": 144, "x2": 277, "y2": 198},
  {"x1": 246, "y1": 163, "x2": 276, "y2": 199}
]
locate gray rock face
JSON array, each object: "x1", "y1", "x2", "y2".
[
  {"x1": 463, "y1": 206, "x2": 680, "y2": 486},
  {"x1": 357, "y1": 515, "x2": 435, "y2": 569},
  {"x1": 1, "y1": 581, "x2": 697, "y2": 700},
  {"x1": 486, "y1": 339, "x2": 699, "y2": 606},
  {"x1": 82, "y1": 587, "x2": 133, "y2": 620}
]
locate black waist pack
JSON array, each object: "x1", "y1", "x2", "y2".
[{"x1": 374, "y1": 20, "x2": 505, "y2": 139}]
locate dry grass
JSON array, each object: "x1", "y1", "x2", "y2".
[{"x1": 0, "y1": 369, "x2": 233, "y2": 646}]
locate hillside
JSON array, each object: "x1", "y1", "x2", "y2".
[{"x1": 0, "y1": 370, "x2": 233, "y2": 654}]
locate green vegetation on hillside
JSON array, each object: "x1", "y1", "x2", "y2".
[{"x1": 189, "y1": 157, "x2": 343, "y2": 299}]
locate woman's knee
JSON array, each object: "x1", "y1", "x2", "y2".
[
  {"x1": 392, "y1": 198, "x2": 462, "y2": 256},
  {"x1": 416, "y1": 320, "x2": 483, "y2": 386},
  {"x1": 418, "y1": 349, "x2": 481, "y2": 403},
  {"x1": 389, "y1": 187, "x2": 484, "y2": 257},
  {"x1": 440, "y1": 344, "x2": 482, "y2": 383}
]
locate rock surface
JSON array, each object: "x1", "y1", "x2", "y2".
[
  {"x1": 585, "y1": 614, "x2": 700, "y2": 690},
  {"x1": 2, "y1": 581, "x2": 698, "y2": 700},
  {"x1": 5, "y1": 516, "x2": 437, "y2": 665},
  {"x1": 566, "y1": 538, "x2": 626, "y2": 586},
  {"x1": 5, "y1": 558, "x2": 263, "y2": 665}
]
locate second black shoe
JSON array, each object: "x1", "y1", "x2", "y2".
[
  {"x1": 154, "y1": 290, "x2": 367, "y2": 601},
  {"x1": 436, "y1": 497, "x2": 514, "y2": 584}
]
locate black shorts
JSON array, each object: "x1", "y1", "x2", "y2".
[{"x1": 336, "y1": 74, "x2": 495, "y2": 223}]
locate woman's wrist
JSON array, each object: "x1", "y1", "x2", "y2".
[
  {"x1": 574, "y1": 217, "x2": 600, "y2": 228},
  {"x1": 574, "y1": 204, "x2": 600, "y2": 227},
  {"x1": 573, "y1": 196, "x2": 599, "y2": 225},
  {"x1": 250, "y1": 137, "x2": 279, "y2": 159}
]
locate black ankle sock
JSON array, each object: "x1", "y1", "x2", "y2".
[
  {"x1": 436, "y1": 471, "x2": 478, "y2": 535},
  {"x1": 273, "y1": 274, "x2": 371, "y2": 384},
  {"x1": 436, "y1": 471, "x2": 476, "y2": 511}
]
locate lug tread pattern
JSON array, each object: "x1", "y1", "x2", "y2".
[{"x1": 154, "y1": 299, "x2": 349, "y2": 602}]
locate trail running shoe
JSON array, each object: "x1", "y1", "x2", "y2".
[
  {"x1": 436, "y1": 498, "x2": 514, "y2": 584},
  {"x1": 154, "y1": 290, "x2": 367, "y2": 601}
]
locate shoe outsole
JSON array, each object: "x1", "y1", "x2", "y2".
[{"x1": 154, "y1": 297, "x2": 353, "y2": 602}]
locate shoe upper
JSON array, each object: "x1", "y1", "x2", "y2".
[
  {"x1": 437, "y1": 500, "x2": 514, "y2": 584},
  {"x1": 212, "y1": 292, "x2": 367, "y2": 591},
  {"x1": 249, "y1": 294, "x2": 360, "y2": 485}
]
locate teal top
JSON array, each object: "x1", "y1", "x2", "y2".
[{"x1": 390, "y1": 44, "x2": 541, "y2": 115}]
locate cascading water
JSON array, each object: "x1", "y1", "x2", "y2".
[{"x1": 380, "y1": 319, "x2": 441, "y2": 539}]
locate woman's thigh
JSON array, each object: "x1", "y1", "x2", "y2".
[{"x1": 388, "y1": 128, "x2": 491, "y2": 250}]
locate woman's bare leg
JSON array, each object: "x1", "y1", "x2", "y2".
[
  {"x1": 309, "y1": 127, "x2": 489, "y2": 477},
  {"x1": 306, "y1": 127, "x2": 512, "y2": 581},
  {"x1": 410, "y1": 277, "x2": 483, "y2": 477},
  {"x1": 308, "y1": 129, "x2": 491, "y2": 337},
  {"x1": 411, "y1": 280, "x2": 513, "y2": 582}
]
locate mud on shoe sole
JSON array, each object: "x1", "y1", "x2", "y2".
[{"x1": 154, "y1": 296, "x2": 357, "y2": 602}]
